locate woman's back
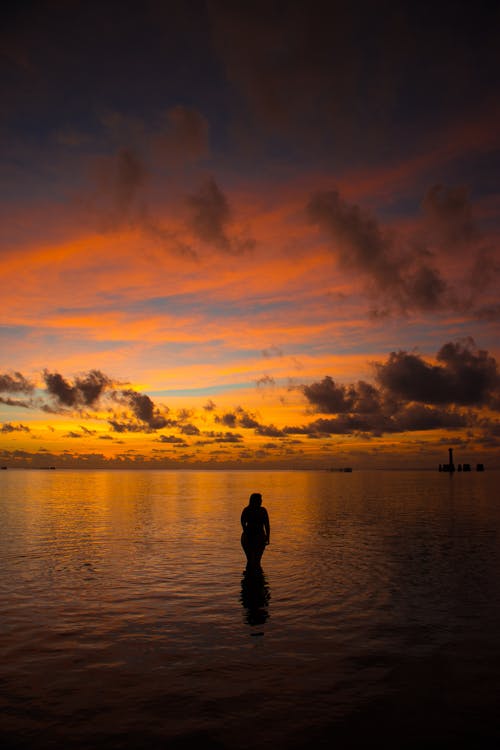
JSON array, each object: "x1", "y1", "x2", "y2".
[{"x1": 241, "y1": 505, "x2": 268, "y2": 537}]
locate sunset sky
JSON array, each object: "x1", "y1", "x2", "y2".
[{"x1": 1, "y1": 0, "x2": 500, "y2": 469}]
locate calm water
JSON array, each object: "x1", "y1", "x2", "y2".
[{"x1": 1, "y1": 469, "x2": 500, "y2": 749}]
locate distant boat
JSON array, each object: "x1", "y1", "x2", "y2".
[{"x1": 329, "y1": 467, "x2": 353, "y2": 472}]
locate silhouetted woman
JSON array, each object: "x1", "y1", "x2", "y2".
[{"x1": 241, "y1": 492, "x2": 270, "y2": 569}]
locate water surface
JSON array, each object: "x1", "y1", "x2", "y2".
[{"x1": 1, "y1": 469, "x2": 499, "y2": 748}]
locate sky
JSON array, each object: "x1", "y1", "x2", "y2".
[{"x1": 1, "y1": 0, "x2": 500, "y2": 469}]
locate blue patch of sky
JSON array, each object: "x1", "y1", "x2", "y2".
[
  {"x1": 149, "y1": 340, "x2": 269, "y2": 364},
  {"x1": 0, "y1": 325, "x2": 32, "y2": 341},
  {"x1": 35, "y1": 331, "x2": 128, "y2": 355},
  {"x1": 149, "y1": 382, "x2": 253, "y2": 398},
  {"x1": 130, "y1": 294, "x2": 296, "y2": 320}
]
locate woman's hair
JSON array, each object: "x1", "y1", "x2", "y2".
[{"x1": 249, "y1": 492, "x2": 262, "y2": 507}]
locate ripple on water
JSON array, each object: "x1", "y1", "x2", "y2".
[{"x1": 1, "y1": 469, "x2": 500, "y2": 749}]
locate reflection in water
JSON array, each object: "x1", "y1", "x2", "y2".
[
  {"x1": 240, "y1": 567, "x2": 271, "y2": 627},
  {"x1": 2, "y1": 469, "x2": 500, "y2": 749}
]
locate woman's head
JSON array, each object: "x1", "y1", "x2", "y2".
[{"x1": 249, "y1": 492, "x2": 262, "y2": 507}]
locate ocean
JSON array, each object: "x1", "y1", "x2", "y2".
[{"x1": 1, "y1": 469, "x2": 499, "y2": 749}]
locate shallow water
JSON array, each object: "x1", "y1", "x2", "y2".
[{"x1": 1, "y1": 469, "x2": 500, "y2": 748}]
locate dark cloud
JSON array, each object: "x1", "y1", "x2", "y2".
[
  {"x1": 215, "y1": 431, "x2": 243, "y2": 443},
  {"x1": 44, "y1": 369, "x2": 113, "y2": 408},
  {"x1": 1, "y1": 422, "x2": 30, "y2": 433},
  {"x1": 179, "y1": 423, "x2": 200, "y2": 436},
  {"x1": 34, "y1": 367, "x2": 172, "y2": 432},
  {"x1": 298, "y1": 338, "x2": 500, "y2": 437},
  {"x1": 303, "y1": 376, "x2": 383, "y2": 415},
  {"x1": 90, "y1": 148, "x2": 147, "y2": 228},
  {"x1": 0, "y1": 372, "x2": 34, "y2": 393},
  {"x1": 256, "y1": 375, "x2": 275, "y2": 387},
  {"x1": 119, "y1": 389, "x2": 170, "y2": 430},
  {"x1": 215, "y1": 406, "x2": 260, "y2": 429},
  {"x1": 215, "y1": 411, "x2": 236, "y2": 428},
  {"x1": 43, "y1": 371, "x2": 78, "y2": 407},
  {"x1": 236, "y1": 409, "x2": 260, "y2": 429},
  {"x1": 83, "y1": 135, "x2": 199, "y2": 258},
  {"x1": 186, "y1": 176, "x2": 255, "y2": 254},
  {"x1": 176, "y1": 408, "x2": 193, "y2": 422},
  {"x1": 306, "y1": 181, "x2": 500, "y2": 316},
  {"x1": 307, "y1": 188, "x2": 449, "y2": 313},
  {"x1": 307, "y1": 190, "x2": 402, "y2": 290},
  {"x1": 155, "y1": 105, "x2": 210, "y2": 166},
  {"x1": 375, "y1": 338, "x2": 500, "y2": 407},
  {"x1": 0, "y1": 397, "x2": 31, "y2": 408},
  {"x1": 76, "y1": 371, "x2": 114, "y2": 405},
  {"x1": 422, "y1": 184, "x2": 480, "y2": 253},
  {"x1": 200, "y1": 431, "x2": 243, "y2": 443},
  {"x1": 155, "y1": 435, "x2": 187, "y2": 444},
  {"x1": 64, "y1": 426, "x2": 96, "y2": 438},
  {"x1": 255, "y1": 424, "x2": 285, "y2": 438},
  {"x1": 391, "y1": 404, "x2": 468, "y2": 432},
  {"x1": 187, "y1": 176, "x2": 230, "y2": 250},
  {"x1": 262, "y1": 346, "x2": 283, "y2": 358},
  {"x1": 285, "y1": 406, "x2": 467, "y2": 438},
  {"x1": 108, "y1": 420, "x2": 146, "y2": 433}
]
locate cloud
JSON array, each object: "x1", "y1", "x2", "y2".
[
  {"x1": 64, "y1": 426, "x2": 96, "y2": 438},
  {"x1": 374, "y1": 338, "x2": 500, "y2": 407},
  {"x1": 1, "y1": 422, "x2": 30, "y2": 433},
  {"x1": 256, "y1": 375, "x2": 275, "y2": 387},
  {"x1": 307, "y1": 188, "x2": 448, "y2": 313},
  {"x1": 86, "y1": 146, "x2": 198, "y2": 258},
  {"x1": 155, "y1": 105, "x2": 210, "y2": 165},
  {"x1": 43, "y1": 369, "x2": 113, "y2": 408},
  {"x1": 179, "y1": 423, "x2": 200, "y2": 436},
  {"x1": 34, "y1": 367, "x2": 174, "y2": 432},
  {"x1": 299, "y1": 338, "x2": 500, "y2": 437},
  {"x1": 119, "y1": 389, "x2": 170, "y2": 430},
  {"x1": 303, "y1": 376, "x2": 382, "y2": 414},
  {"x1": 214, "y1": 406, "x2": 259, "y2": 429},
  {"x1": 306, "y1": 183, "x2": 500, "y2": 317},
  {"x1": 236, "y1": 409, "x2": 260, "y2": 429},
  {"x1": 155, "y1": 435, "x2": 187, "y2": 444},
  {"x1": 215, "y1": 411, "x2": 237, "y2": 428},
  {"x1": 91, "y1": 147, "x2": 148, "y2": 226},
  {"x1": 0, "y1": 372, "x2": 34, "y2": 393},
  {"x1": 390, "y1": 403, "x2": 468, "y2": 432},
  {"x1": 0, "y1": 397, "x2": 31, "y2": 408},
  {"x1": 422, "y1": 184, "x2": 480, "y2": 253},
  {"x1": 255, "y1": 423, "x2": 285, "y2": 437},
  {"x1": 199, "y1": 431, "x2": 243, "y2": 443},
  {"x1": 262, "y1": 346, "x2": 283, "y2": 358},
  {"x1": 108, "y1": 420, "x2": 146, "y2": 433},
  {"x1": 187, "y1": 176, "x2": 230, "y2": 249},
  {"x1": 284, "y1": 406, "x2": 468, "y2": 438},
  {"x1": 186, "y1": 176, "x2": 255, "y2": 254}
]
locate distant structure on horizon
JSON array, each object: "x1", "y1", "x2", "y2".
[{"x1": 438, "y1": 447, "x2": 484, "y2": 472}]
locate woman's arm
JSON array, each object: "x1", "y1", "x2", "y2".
[{"x1": 263, "y1": 508, "x2": 270, "y2": 544}]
